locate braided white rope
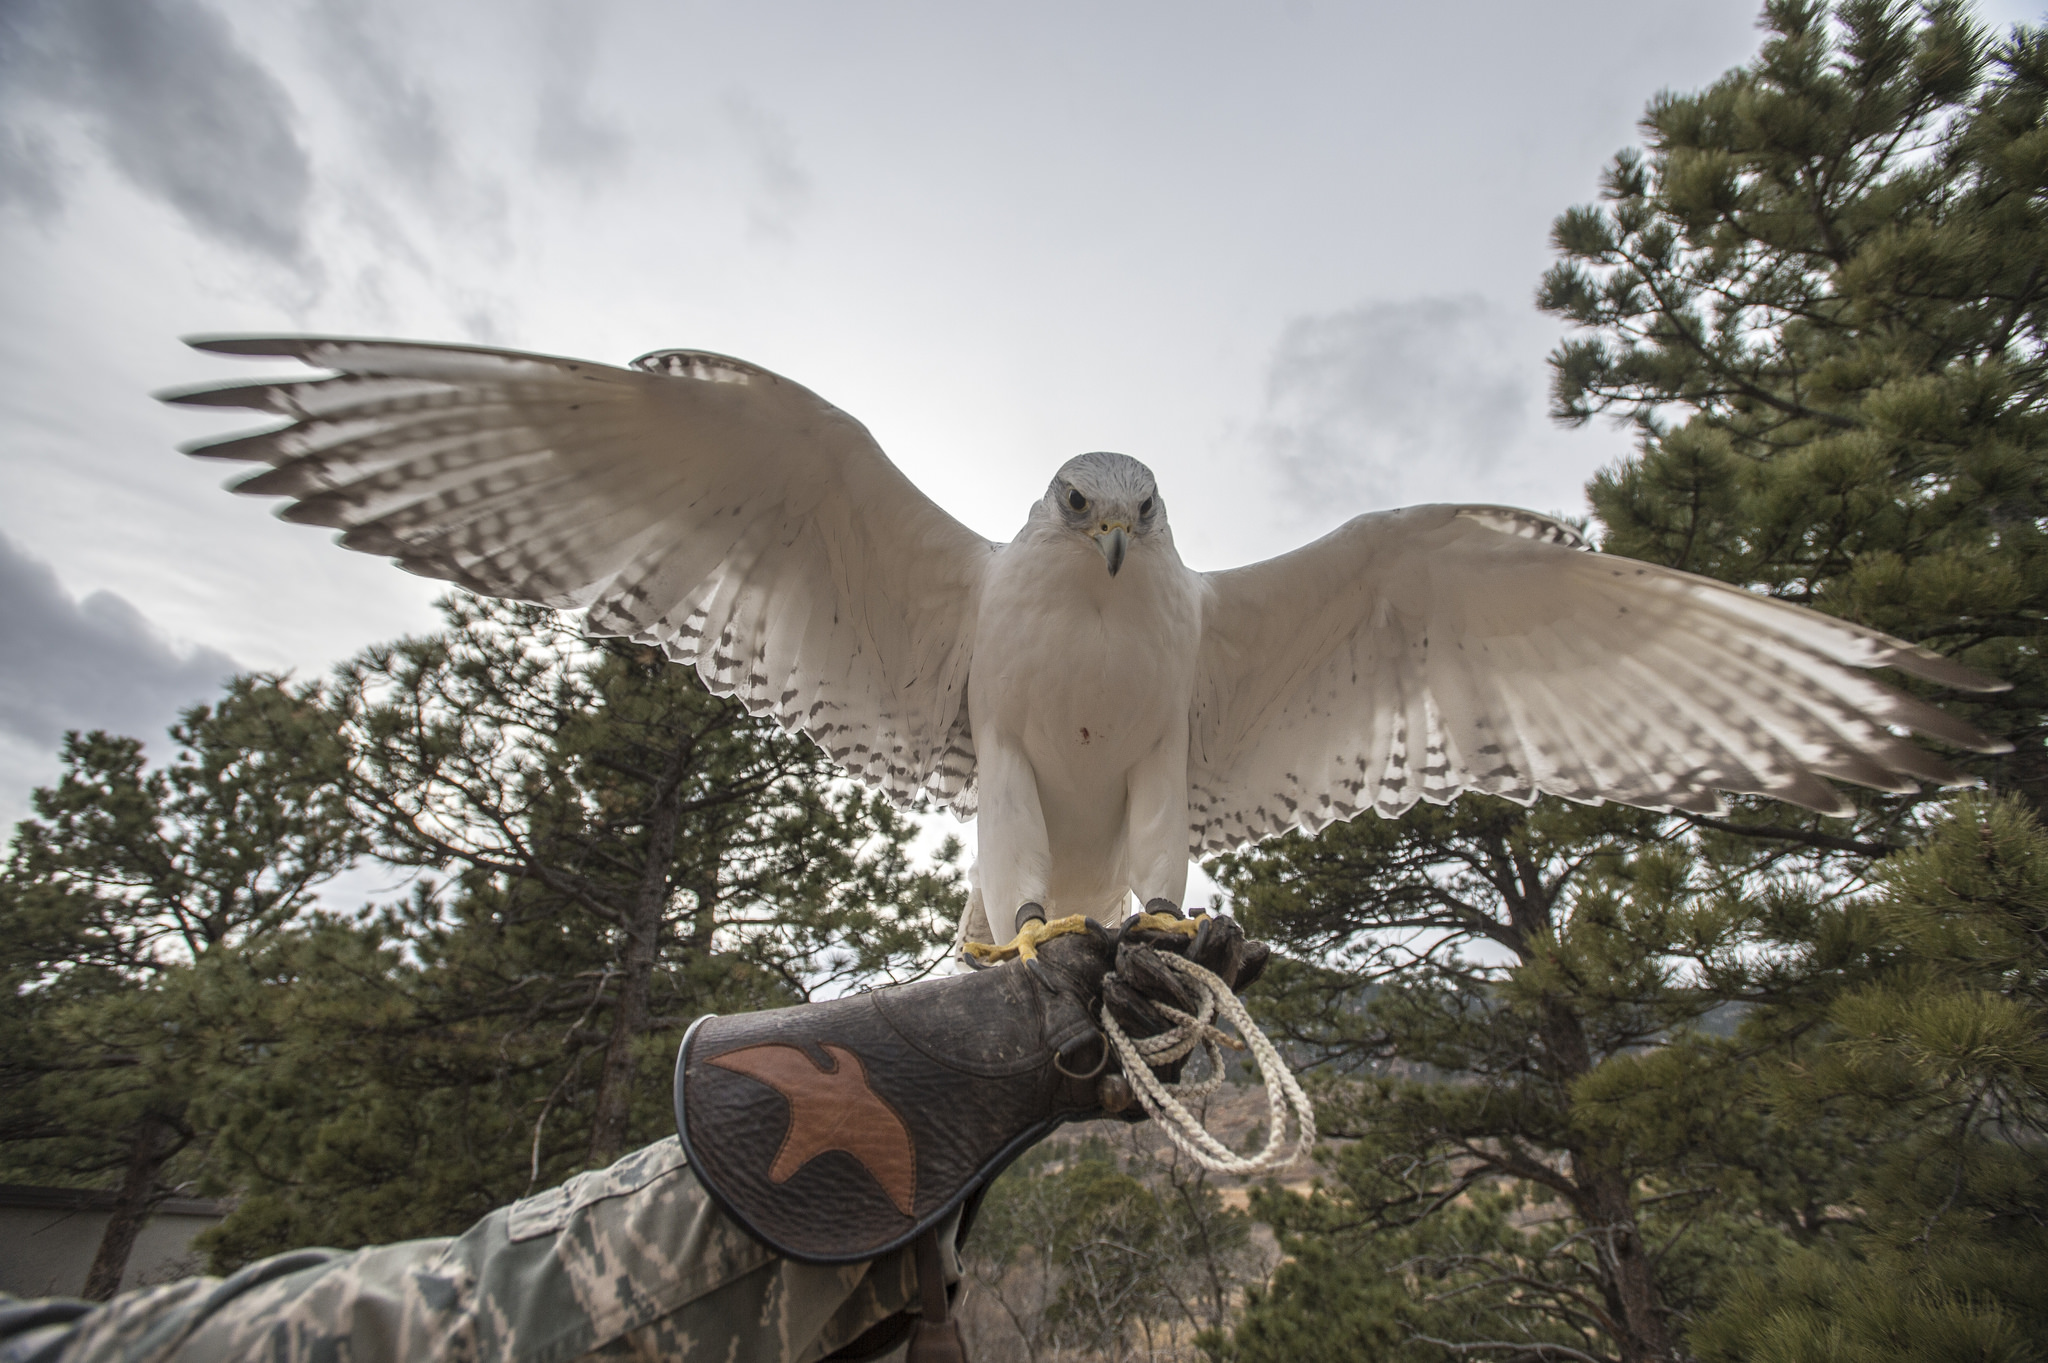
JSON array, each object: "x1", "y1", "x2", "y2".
[{"x1": 1098, "y1": 951, "x2": 1316, "y2": 1176}]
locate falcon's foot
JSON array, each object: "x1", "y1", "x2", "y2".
[
  {"x1": 1112, "y1": 906, "x2": 1272, "y2": 996},
  {"x1": 961, "y1": 901, "x2": 1048, "y2": 969},
  {"x1": 1123, "y1": 899, "x2": 1202, "y2": 943},
  {"x1": 962, "y1": 912, "x2": 1095, "y2": 966}
]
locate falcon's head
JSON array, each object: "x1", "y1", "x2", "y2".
[{"x1": 1046, "y1": 451, "x2": 1163, "y2": 577}]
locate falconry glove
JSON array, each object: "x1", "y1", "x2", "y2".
[
  {"x1": 674, "y1": 922, "x2": 1124, "y2": 1265},
  {"x1": 674, "y1": 913, "x2": 1272, "y2": 1262}
]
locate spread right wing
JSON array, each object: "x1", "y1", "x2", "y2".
[
  {"x1": 1188, "y1": 504, "x2": 2007, "y2": 853},
  {"x1": 164, "y1": 336, "x2": 994, "y2": 812}
]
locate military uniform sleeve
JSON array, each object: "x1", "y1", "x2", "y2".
[{"x1": 3, "y1": 1138, "x2": 954, "y2": 1363}]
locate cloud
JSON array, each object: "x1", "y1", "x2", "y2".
[
  {"x1": 302, "y1": 0, "x2": 507, "y2": 235},
  {"x1": 535, "y1": 85, "x2": 629, "y2": 185},
  {"x1": 1256, "y1": 297, "x2": 1530, "y2": 510},
  {"x1": 0, "y1": 530, "x2": 239, "y2": 751},
  {"x1": 303, "y1": 0, "x2": 451, "y2": 200},
  {"x1": 722, "y1": 93, "x2": 811, "y2": 241},
  {"x1": 0, "y1": 124, "x2": 62, "y2": 220},
  {"x1": 533, "y1": 1, "x2": 628, "y2": 187},
  {"x1": 0, "y1": 0, "x2": 314, "y2": 265}
]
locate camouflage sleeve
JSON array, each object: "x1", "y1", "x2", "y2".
[{"x1": 3, "y1": 1138, "x2": 957, "y2": 1363}]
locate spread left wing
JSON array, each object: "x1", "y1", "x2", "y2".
[
  {"x1": 163, "y1": 336, "x2": 993, "y2": 812},
  {"x1": 1187, "y1": 504, "x2": 2008, "y2": 854}
]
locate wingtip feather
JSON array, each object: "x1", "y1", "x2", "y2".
[
  {"x1": 1879, "y1": 645, "x2": 2011, "y2": 694},
  {"x1": 156, "y1": 379, "x2": 270, "y2": 407},
  {"x1": 179, "y1": 429, "x2": 282, "y2": 460},
  {"x1": 182, "y1": 334, "x2": 322, "y2": 358}
]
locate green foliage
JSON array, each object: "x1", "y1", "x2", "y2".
[
  {"x1": 1, "y1": 596, "x2": 961, "y2": 1283},
  {"x1": 1225, "y1": 1183, "x2": 1592, "y2": 1363},
  {"x1": 963, "y1": 1130, "x2": 1271, "y2": 1363},
  {"x1": 1693, "y1": 795, "x2": 2048, "y2": 1361},
  {"x1": 331, "y1": 596, "x2": 952, "y2": 1001},
  {"x1": 0, "y1": 682, "x2": 357, "y2": 1294},
  {"x1": 183, "y1": 598, "x2": 961, "y2": 1263},
  {"x1": 1212, "y1": 794, "x2": 1874, "y2": 1362},
  {"x1": 3, "y1": 680, "x2": 355, "y2": 972}
]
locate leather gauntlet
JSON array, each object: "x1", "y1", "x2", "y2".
[{"x1": 675, "y1": 924, "x2": 1120, "y2": 1263}]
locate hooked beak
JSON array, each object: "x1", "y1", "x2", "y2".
[{"x1": 1091, "y1": 522, "x2": 1130, "y2": 576}]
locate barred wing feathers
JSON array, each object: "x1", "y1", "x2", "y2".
[
  {"x1": 165, "y1": 336, "x2": 992, "y2": 812},
  {"x1": 1187, "y1": 504, "x2": 2008, "y2": 854}
]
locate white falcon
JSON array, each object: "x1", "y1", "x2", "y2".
[{"x1": 165, "y1": 337, "x2": 2008, "y2": 945}]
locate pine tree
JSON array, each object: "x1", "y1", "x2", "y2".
[
  {"x1": 3, "y1": 596, "x2": 960, "y2": 1272},
  {"x1": 1692, "y1": 796, "x2": 2048, "y2": 1361},
  {"x1": 1215, "y1": 801, "x2": 1865, "y2": 1363},
  {"x1": 185, "y1": 596, "x2": 962, "y2": 1262},
  {"x1": 0, "y1": 682, "x2": 355, "y2": 1296},
  {"x1": 1220, "y1": 5, "x2": 2046, "y2": 1361}
]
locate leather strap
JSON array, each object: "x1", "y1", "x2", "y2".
[{"x1": 906, "y1": 1227, "x2": 967, "y2": 1363}]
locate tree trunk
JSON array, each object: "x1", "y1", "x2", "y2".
[
  {"x1": 1538, "y1": 1000, "x2": 1674, "y2": 1362},
  {"x1": 586, "y1": 743, "x2": 690, "y2": 1165},
  {"x1": 81, "y1": 1112, "x2": 180, "y2": 1301},
  {"x1": 1574, "y1": 1157, "x2": 1674, "y2": 1363}
]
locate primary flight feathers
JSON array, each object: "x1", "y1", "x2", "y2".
[
  {"x1": 171, "y1": 335, "x2": 993, "y2": 814},
  {"x1": 163, "y1": 335, "x2": 2006, "y2": 919}
]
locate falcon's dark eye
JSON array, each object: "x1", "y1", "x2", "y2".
[
  {"x1": 1139, "y1": 498, "x2": 1153, "y2": 515},
  {"x1": 1067, "y1": 489, "x2": 1087, "y2": 511}
]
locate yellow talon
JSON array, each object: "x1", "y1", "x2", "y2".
[
  {"x1": 962, "y1": 913, "x2": 1094, "y2": 963},
  {"x1": 1128, "y1": 910, "x2": 1205, "y2": 938},
  {"x1": 962, "y1": 910, "x2": 1208, "y2": 964}
]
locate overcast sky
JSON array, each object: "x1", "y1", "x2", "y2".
[{"x1": 2, "y1": 0, "x2": 2038, "y2": 865}]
